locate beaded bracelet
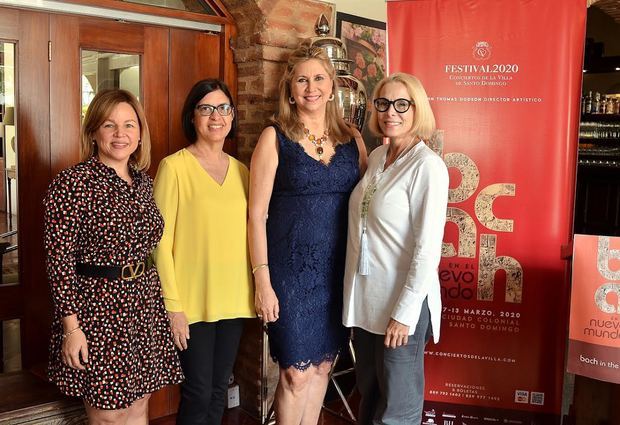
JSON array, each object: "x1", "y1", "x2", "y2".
[
  {"x1": 252, "y1": 263, "x2": 269, "y2": 274},
  {"x1": 63, "y1": 326, "x2": 81, "y2": 339}
]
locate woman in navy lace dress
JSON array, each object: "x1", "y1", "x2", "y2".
[{"x1": 249, "y1": 44, "x2": 367, "y2": 424}]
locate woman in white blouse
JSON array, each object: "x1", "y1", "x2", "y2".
[{"x1": 343, "y1": 72, "x2": 449, "y2": 424}]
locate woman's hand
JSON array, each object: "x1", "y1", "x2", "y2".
[
  {"x1": 168, "y1": 311, "x2": 190, "y2": 351},
  {"x1": 384, "y1": 318, "x2": 410, "y2": 349},
  {"x1": 254, "y1": 279, "x2": 279, "y2": 323},
  {"x1": 61, "y1": 328, "x2": 88, "y2": 370}
]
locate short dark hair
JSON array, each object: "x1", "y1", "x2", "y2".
[{"x1": 181, "y1": 79, "x2": 238, "y2": 143}]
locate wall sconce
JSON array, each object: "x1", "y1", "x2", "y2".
[
  {"x1": 3, "y1": 106, "x2": 14, "y2": 126},
  {"x1": 3, "y1": 106, "x2": 15, "y2": 154}
]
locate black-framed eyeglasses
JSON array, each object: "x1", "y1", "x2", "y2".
[
  {"x1": 195, "y1": 103, "x2": 233, "y2": 116},
  {"x1": 373, "y1": 98, "x2": 414, "y2": 113}
]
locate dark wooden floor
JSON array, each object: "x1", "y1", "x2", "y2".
[
  {"x1": 151, "y1": 406, "x2": 355, "y2": 425},
  {"x1": 0, "y1": 371, "x2": 64, "y2": 414}
]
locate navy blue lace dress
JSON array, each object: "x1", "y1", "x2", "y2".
[{"x1": 266, "y1": 127, "x2": 360, "y2": 370}]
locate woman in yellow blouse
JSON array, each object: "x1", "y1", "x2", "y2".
[{"x1": 153, "y1": 79, "x2": 254, "y2": 425}]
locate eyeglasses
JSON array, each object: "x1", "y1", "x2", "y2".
[
  {"x1": 195, "y1": 103, "x2": 233, "y2": 116},
  {"x1": 373, "y1": 98, "x2": 414, "y2": 113}
]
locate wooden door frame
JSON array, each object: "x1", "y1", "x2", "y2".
[
  {"x1": 50, "y1": 15, "x2": 171, "y2": 174},
  {"x1": 0, "y1": 10, "x2": 22, "y2": 323},
  {"x1": 0, "y1": 0, "x2": 238, "y2": 370},
  {"x1": 7, "y1": 0, "x2": 238, "y2": 100},
  {"x1": 2, "y1": 0, "x2": 239, "y2": 418},
  {"x1": 60, "y1": 0, "x2": 240, "y2": 144},
  {"x1": 0, "y1": 7, "x2": 52, "y2": 371},
  {"x1": 65, "y1": 0, "x2": 240, "y2": 101},
  {"x1": 60, "y1": 0, "x2": 235, "y2": 25}
]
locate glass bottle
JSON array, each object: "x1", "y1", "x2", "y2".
[
  {"x1": 585, "y1": 91, "x2": 592, "y2": 114},
  {"x1": 592, "y1": 92, "x2": 600, "y2": 114},
  {"x1": 605, "y1": 97, "x2": 613, "y2": 114}
]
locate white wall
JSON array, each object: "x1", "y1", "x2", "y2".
[{"x1": 321, "y1": 0, "x2": 386, "y2": 23}]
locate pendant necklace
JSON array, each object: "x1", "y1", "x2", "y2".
[{"x1": 303, "y1": 125, "x2": 329, "y2": 161}]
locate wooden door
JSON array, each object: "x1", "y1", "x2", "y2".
[
  {"x1": 50, "y1": 13, "x2": 234, "y2": 420},
  {"x1": 50, "y1": 15, "x2": 170, "y2": 176},
  {"x1": 0, "y1": 7, "x2": 51, "y2": 373},
  {"x1": 0, "y1": 6, "x2": 230, "y2": 419},
  {"x1": 49, "y1": 15, "x2": 178, "y2": 418},
  {"x1": 168, "y1": 28, "x2": 221, "y2": 154}
]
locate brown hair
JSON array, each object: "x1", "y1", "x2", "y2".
[
  {"x1": 272, "y1": 43, "x2": 353, "y2": 145},
  {"x1": 80, "y1": 89, "x2": 152, "y2": 170},
  {"x1": 368, "y1": 73, "x2": 436, "y2": 141}
]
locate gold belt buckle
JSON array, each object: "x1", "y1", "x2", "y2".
[{"x1": 121, "y1": 261, "x2": 145, "y2": 281}]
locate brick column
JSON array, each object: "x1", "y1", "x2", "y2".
[
  {"x1": 218, "y1": 0, "x2": 334, "y2": 417},
  {"x1": 221, "y1": 0, "x2": 334, "y2": 164}
]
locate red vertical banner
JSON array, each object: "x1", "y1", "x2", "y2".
[
  {"x1": 387, "y1": 0, "x2": 586, "y2": 423},
  {"x1": 568, "y1": 235, "x2": 620, "y2": 385}
]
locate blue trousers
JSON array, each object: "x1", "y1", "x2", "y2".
[{"x1": 353, "y1": 299, "x2": 431, "y2": 425}]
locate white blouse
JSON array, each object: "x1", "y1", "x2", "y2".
[{"x1": 343, "y1": 142, "x2": 449, "y2": 342}]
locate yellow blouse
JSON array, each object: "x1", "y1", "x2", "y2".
[{"x1": 153, "y1": 149, "x2": 254, "y2": 324}]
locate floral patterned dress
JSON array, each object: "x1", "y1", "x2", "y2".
[{"x1": 44, "y1": 156, "x2": 184, "y2": 410}]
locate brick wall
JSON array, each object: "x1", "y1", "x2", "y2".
[
  {"x1": 218, "y1": 0, "x2": 334, "y2": 417},
  {"x1": 221, "y1": 0, "x2": 334, "y2": 165}
]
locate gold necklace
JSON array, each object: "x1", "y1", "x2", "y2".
[{"x1": 303, "y1": 126, "x2": 329, "y2": 161}]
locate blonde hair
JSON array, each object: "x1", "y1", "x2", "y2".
[
  {"x1": 272, "y1": 43, "x2": 353, "y2": 144},
  {"x1": 80, "y1": 89, "x2": 152, "y2": 171},
  {"x1": 368, "y1": 73, "x2": 436, "y2": 141}
]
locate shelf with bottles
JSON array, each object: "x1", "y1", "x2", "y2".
[
  {"x1": 578, "y1": 113, "x2": 620, "y2": 163},
  {"x1": 578, "y1": 157, "x2": 620, "y2": 168},
  {"x1": 579, "y1": 120, "x2": 620, "y2": 140},
  {"x1": 581, "y1": 91, "x2": 620, "y2": 115},
  {"x1": 579, "y1": 140, "x2": 620, "y2": 159},
  {"x1": 578, "y1": 149, "x2": 620, "y2": 167},
  {"x1": 579, "y1": 91, "x2": 620, "y2": 153},
  {"x1": 580, "y1": 113, "x2": 620, "y2": 122}
]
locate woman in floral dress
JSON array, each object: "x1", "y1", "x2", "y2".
[{"x1": 44, "y1": 89, "x2": 183, "y2": 424}]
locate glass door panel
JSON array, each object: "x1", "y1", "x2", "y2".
[
  {"x1": 81, "y1": 50, "x2": 141, "y2": 113},
  {"x1": 0, "y1": 41, "x2": 21, "y2": 373}
]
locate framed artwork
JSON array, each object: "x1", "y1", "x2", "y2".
[{"x1": 336, "y1": 12, "x2": 387, "y2": 150}]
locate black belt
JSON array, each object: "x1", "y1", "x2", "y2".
[{"x1": 76, "y1": 257, "x2": 154, "y2": 281}]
